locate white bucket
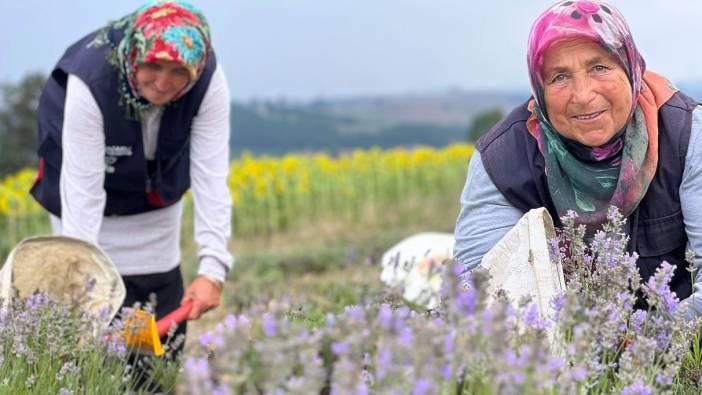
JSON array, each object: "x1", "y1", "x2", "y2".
[{"x1": 0, "y1": 236, "x2": 126, "y2": 330}]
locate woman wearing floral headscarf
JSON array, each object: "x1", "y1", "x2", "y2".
[
  {"x1": 31, "y1": 0, "x2": 231, "y2": 352},
  {"x1": 454, "y1": 0, "x2": 702, "y2": 316}
]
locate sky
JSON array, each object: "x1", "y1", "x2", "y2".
[{"x1": 2, "y1": 1, "x2": 702, "y2": 101}]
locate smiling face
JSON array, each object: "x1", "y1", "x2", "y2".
[
  {"x1": 134, "y1": 60, "x2": 191, "y2": 105},
  {"x1": 542, "y1": 38, "x2": 633, "y2": 147}
]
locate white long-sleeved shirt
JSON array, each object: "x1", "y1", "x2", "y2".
[
  {"x1": 453, "y1": 105, "x2": 702, "y2": 319},
  {"x1": 50, "y1": 65, "x2": 233, "y2": 282}
]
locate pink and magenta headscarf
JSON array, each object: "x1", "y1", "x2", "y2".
[
  {"x1": 527, "y1": 0, "x2": 644, "y2": 123},
  {"x1": 524, "y1": 0, "x2": 676, "y2": 230}
]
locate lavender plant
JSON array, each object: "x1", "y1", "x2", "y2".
[
  {"x1": 0, "y1": 290, "x2": 182, "y2": 394},
  {"x1": 182, "y1": 207, "x2": 700, "y2": 394}
]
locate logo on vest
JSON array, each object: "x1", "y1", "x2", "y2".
[{"x1": 105, "y1": 145, "x2": 133, "y2": 174}]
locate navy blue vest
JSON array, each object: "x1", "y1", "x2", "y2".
[
  {"x1": 31, "y1": 27, "x2": 217, "y2": 217},
  {"x1": 477, "y1": 92, "x2": 697, "y2": 301}
]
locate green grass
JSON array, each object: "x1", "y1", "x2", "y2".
[
  {"x1": 182, "y1": 192, "x2": 460, "y2": 339},
  {"x1": 674, "y1": 335, "x2": 702, "y2": 394}
]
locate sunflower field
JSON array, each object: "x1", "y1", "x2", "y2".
[{"x1": 0, "y1": 143, "x2": 474, "y2": 257}]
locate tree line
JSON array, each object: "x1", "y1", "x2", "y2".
[{"x1": 0, "y1": 73, "x2": 503, "y2": 177}]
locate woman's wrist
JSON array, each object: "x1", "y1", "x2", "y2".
[{"x1": 197, "y1": 274, "x2": 224, "y2": 289}]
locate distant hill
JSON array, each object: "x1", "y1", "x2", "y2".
[
  {"x1": 230, "y1": 89, "x2": 527, "y2": 156},
  {"x1": 314, "y1": 89, "x2": 526, "y2": 127}
]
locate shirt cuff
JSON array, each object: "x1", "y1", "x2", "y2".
[{"x1": 197, "y1": 256, "x2": 229, "y2": 283}]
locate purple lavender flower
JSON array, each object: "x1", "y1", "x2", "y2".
[
  {"x1": 212, "y1": 385, "x2": 232, "y2": 395},
  {"x1": 570, "y1": 366, "x2": 587, "y2": 382},
  {"x1": 237, "y1": 314, "x2": 251, "y2": 328},
  {"x1": 504, "y1": 350, "x2": 518, "y2": 366},
  {"x1": 605, "y1": 303, "x2": 622, "y2": 326},
  {"x1": 224, "y1": 314, "x2": 237, "y2": 330},
  {"x1": 455, "y1": 289, "x2": 477, "y2": 317},
  {"x1": 93, "y1": 308, "x2": 110, "y2": 325},
  {"x1": 547, "y1": 237, "x2": 559, "y2": 256},
  {"x1": 660, "y1": 290, "x2": 679, "y2": 314},
  {"x1": 104, "y1": 336, "x2": 126, "y2": 357},
  {"x1": 591, "y1": 231, "x2": 606, "y2": 250},
  {"x1": 442, "y1": 364, "x2": 453, "y2": 381},
  {"x1": 355, "y1": 383, "x2": 369, "y2": 395},
  {"x1": 644, "y1": 261, "x2": 679, "y2": 314},
  {"x1": 547, "y1": 357, "x2": 565, "y2": 372},
  {"x1": 376, "y1": 349, "x2": 392, "y2": 380},
  {"x1": 630, "y1": 310, "x2": 647, "y2": 332},
  {"x1": 84, "y1": 278, "x2": 97, "y2": 292},
  {"x1": 612, "y1": 238, "x2": 623, "y2": 251},
  {"x1": 25, "y1": 293, "x2": 49, "y2": 311},
  {"x1": 199, "y1": 331, "x2": 214, "y2": 347},
  {"x1": 606, "y1": 205, "x2": 621, "y2": 223},
  {"x1": 56, "y1": 361, "x2": 80, "y2": 381},
  {"x1": 396, "y1": 306, "x2": 411, "y2": 319},
  {"x1": 550, "y1": 293, "x2": 566, "y2": 321},
  {"x1": 262, "y1": 313, "x2": 277, "y2": 337},
  {"x1": 482, "y1": 309, "x2": 492, "y2": 336},
  {"x1": 617, "y1": 291, "x2": 633, "y2": 311},
  {"x1": 518, "y1": 345, "x2": 532, "y2": 360},
  {"x1": 184, "y1": 357, "x2": 211, "y2": 379},
  {"x1": 606, "y1": 253, "x2": 621, "y2": 268},
  {"x1": 411, "y1": 378, "x2": 436, "y2": 395},
  {"x1": 397, "y1": 326, "x2": 413, "y2": 347},
  {"x1": 523, "y1": 303, "x2": 548, "y2": 329},
  {"x1": 623, "y1": 253, "x2": 639, "y2": 267},
  {"x1": 655, "y1": 331, "x2": 672, "y2": 353},
  {"x1": 621, "y1": 379, "x2": 653, "y2": 395},
  {"x1": 331, "y1": 341, "x2": 350, "y2": 355},
  {"x1": 377, "y1": 305, "x2": 393, "y2": 330},
  {"x1": 443, "y1": 332, "x2": 454, "y2": 354},
  {"x1": 345, "y1": 306, "x2": 365, "y2": 321},
  {"x1": 452, "y1": 262, "x2": 465, "y2": 277},
  {"x1": 655, "y1": 373, "x2": 673, "y2": 386}
]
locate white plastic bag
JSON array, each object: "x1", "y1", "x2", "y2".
[{"x1": 380, "y1": 232, "x2": 454, "y2": 309}]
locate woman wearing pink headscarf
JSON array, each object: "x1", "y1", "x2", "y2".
[{"x1": 454, "y1": 0, "x2": 702, "y2": 316}]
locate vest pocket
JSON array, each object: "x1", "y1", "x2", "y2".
[{"x1": 635, "y1": 209, "x2": 686, "y2": 257}]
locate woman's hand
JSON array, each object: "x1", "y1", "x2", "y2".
[{"x1": 181, "y1": 276, "x2": 223, "y2": 320}]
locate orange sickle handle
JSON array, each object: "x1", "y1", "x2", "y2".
[{"x1": 156, "y1": 299, "x2": 194, "y2": 338}]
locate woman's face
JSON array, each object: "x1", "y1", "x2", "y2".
[
  {"x1": 134, "y1": 60, "x2": 190, "y2": 105},
  {"x1": 542, "y1": 39, "x2": 632, "y2": 147}
]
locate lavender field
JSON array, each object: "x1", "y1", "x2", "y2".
[
  {"x1": 1, "y1": 150, "x2": 701, "y2": 394},
  {"x1": 178, "y1": 207, "x2": 702, "y2": 394}
]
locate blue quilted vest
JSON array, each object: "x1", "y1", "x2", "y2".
[
  {"x1": 476, "y1": 92, "x2": 697, "y2": 301},
  {"x1": 31, "y1": 27, "x2": 217, "y2": 217}
]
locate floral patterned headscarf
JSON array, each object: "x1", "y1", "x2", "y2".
[
  {"x1": 91, "y1": 0, "x2": 211, "y2": 118},
  {"x1": 525, "y1": 0, "x2": 676, "y2": 230}
]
